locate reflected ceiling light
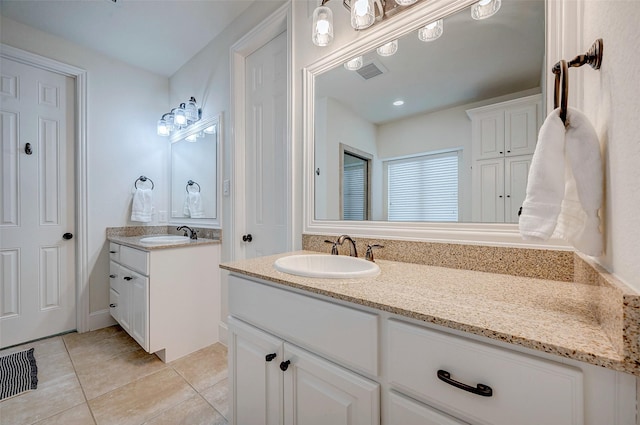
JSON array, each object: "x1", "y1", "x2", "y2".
[
  {"x1": 344, "y1": 56, "x2": 364, "y2": 71},
  {"x1": 377, "y1": 39, "x2": 398, "y2": 56},
  {"x1": 471, "y1": 0, "x2": 501, "y2": 20},
  {"x1": 393, "y1": 99, "x2": 405, "y2": 106},
  {"x1": 185, "y1": 133, "x2": 198, "y2": 142},
  {"x1": 394, "y1": 0, "x2": 417, "y2": 5},
  {"x1": 418, "y1": 19, "x2": 443, "y2": 42},
  {"x1": 204, "y1": 124, "x2": 216, "y2": 134},
  {"x1": 312, "y1": 4, "x2": 334, "y2": 47},
  {"x1": 351, "y1": 0, "x2": 375, "y2": 30},
  {"x1": 156, "y1": 97, "x2": 202, "y2": 137}
]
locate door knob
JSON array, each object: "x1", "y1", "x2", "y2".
[
  {"x1": 63, "y1": 233, "x2": 73, "y2": 240},
  {"x1": 242, "y1": 234, "x2": 253, "y2": 242}
]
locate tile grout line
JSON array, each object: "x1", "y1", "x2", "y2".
[{"x1": 61, "y1": 335, "x2": 99, "y2": 425}]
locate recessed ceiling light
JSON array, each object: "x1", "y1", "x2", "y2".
[{"x1": 393, "y1": 100, "x2": 405, "y2": 106}]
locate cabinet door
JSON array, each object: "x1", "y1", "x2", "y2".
[
  {"x1": 118, "y1": 267, "x2": 131, "y2": 333},
  {"x1": 228, "y1": 317, "x2": 283, "y2": 425},
  {"x1": 472, "y1": 158, "x2": 505, "y2": 222},
  {"x1": 504, "y1": 102, "x2": 538, "y2": 157},
  {"x1": 504, "y1": 155, "x2": 532, "y2": 223},
  {"x1": 473, "y1": 110, "x2": 505, "y2": 160},
  {"x1": 129, "y1": 270, "x2": 148, "y2": 351},
  {"x1": 283, "y1": 343, "x2": 379, "y2": 425}
]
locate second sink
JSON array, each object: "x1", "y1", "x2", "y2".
[
  {"x1": 139, "y1": 235, "x2": 191, "y2": 244},
  {"x1": 274, "y1": 254, "x2": 380, "y2": 279}
]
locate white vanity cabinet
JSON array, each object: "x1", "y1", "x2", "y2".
[
  {"x1": 227, "y1": 273, "x2": 637, "y2": 425},
  {"x1": 467, "y1": 94, "x2": 541, "y2": 223},
  {"x1": 228, "y1": 276, "x2": 380, "y2": 425},
  {"x1": 108, "y1": 241, "x2": 220, "y2": 362}
]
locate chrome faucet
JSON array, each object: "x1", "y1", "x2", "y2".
[
  {"x1": 365, "y1": 244, "x2": 384, "y2": 262},
  {"x1": 336, "y1": 235, "x2": 358, "y2": 257},
  {"x1": 177, "y1": 226, "x2": 197, "y2": 240}
]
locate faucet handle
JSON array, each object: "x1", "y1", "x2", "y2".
[
  {"x1": 365, "y1": 244, "x2": 384, "y2": 262},
  {"x1": 324, "y1": 240, "x2": 339, "y2": 255}
]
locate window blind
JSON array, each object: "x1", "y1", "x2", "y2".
[
  {"x1": 386, "y1": 150, "x2": 459, "y2": 222},
  {"x1": 343, "y1": 162, "x2": 366, "y2": 220}
]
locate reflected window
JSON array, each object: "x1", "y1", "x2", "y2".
[{"x1": 385, "y1": 150, "x2": 459, "y2": 222}]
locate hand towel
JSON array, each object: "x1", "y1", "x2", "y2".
[
  {"x1": 131, "y1": 188, "x2": 153, "y2": 222},
  {"x1": 183, "y1": 197, "x2": 191, "y2": 217},
  {"x1": 519, "y1": 107, "x2": 603, "y2": 256},
  {"x1": 187, "y1": 192, "x2": 205, "y2": 218}
]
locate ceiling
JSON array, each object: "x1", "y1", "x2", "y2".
[
  {"x1": 0, "y1": 0, "x2": 255, "y2": 77},
  {"x1": 316, "y1": 0, "x2": 545, "y2": 124}
]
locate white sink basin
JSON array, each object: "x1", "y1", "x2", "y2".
[
  {"x1": 139, "y1": 235, "x2": 191, "y2": 244},
  {"x1": 274, "y1": 254, "x2": 380, "y2": 279}
]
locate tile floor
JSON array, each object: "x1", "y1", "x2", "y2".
[{"x1": 0, "y1": 326, "x2": 229, "y2": 425}]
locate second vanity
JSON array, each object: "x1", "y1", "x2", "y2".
[
  {"x1": 221, "y1": 250, "x2": 639, "y2": 425},
  {"x1": 108, "y1": 231, "x2": 221, "y2": 362}
]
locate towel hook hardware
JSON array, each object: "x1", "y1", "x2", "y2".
[
  {"x1": 186, "y1": 180, "x2": 201, "y2": 193},
  {"x1": 134, "y1": 175, "x2": 154, "y2": 190},
  {"x1": 552, "y1": 38, "x2": 603, "y2": 126}
]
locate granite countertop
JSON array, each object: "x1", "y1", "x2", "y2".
[
  {"x1": 220, "y1": 250, "x2": 640, "y2": 376},
  {"x1": 108, "y1": 234, "x2": 220, "y2": 251}
]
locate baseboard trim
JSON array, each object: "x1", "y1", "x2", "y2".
[
  {"x1": 89, "y1": 309, "x2": 117, "y2": 331},
  {"x1": 218, "y1": 322, "x2": 228, "y2": 346}
]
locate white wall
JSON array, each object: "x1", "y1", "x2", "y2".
[
  {"x1": 1, "y1": 16, "x2": 169, "y2": 324},
  {"x1": 578, "y1": 1, "x2": 640, "y2": 293}
]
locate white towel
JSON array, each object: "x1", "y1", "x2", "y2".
[
  {"x1": 519, "y1": 107, "x2": 603, "y2": 256},
  {"x1": 131, "y1": 188, "x2": 153, "y2": 222},
  {"x1": 186, "y1": 192, "x2": 204, "y2": 218}
]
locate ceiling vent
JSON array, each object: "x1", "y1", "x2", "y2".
[{"x1": 356, "y1": 60, "x2": 388, "y2": 81}]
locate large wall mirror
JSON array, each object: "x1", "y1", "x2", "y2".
[
  {"x1": 304, "y1": 0, "x2": 560, "y2": 245},
  {"x1": 170, "y1": 114, "x2": 221, "y2": 227}
]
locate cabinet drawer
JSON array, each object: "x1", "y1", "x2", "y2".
[
  {"x1": 109, "y1": 261, "x2": 120, "y2": 293},
  {"x1": 119, "y1": 245, "x2": 149, "y2": 275},
  {"x1": 387, "y1": 320, "x2": 583, "y2": 425},
  {"x1": 229, "y1": 275, "x2": 378, "y2": 376},
  {"x1": 388, "y1": 391, "x2": 468, "y2": 425},
  {"x1": 109, "y1": 242, "x2": 120, "y2": 262}
]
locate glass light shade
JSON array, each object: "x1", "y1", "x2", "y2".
[
  {"x1": 471, "y1": 0, "x2": 501, "y2": 20},
  {"x1": 418, "y1": 19, "x2": 443, "y2": 42},
  {"x1": 394, "y1": 0, "x2": 417, "y2": 5},
  {"x1": 204, "y1": 125, "x2": 216, "y2": 134},
  {"x1": 344, "y1": 56, "x2": 363, "y2": 71},
  {"x1": 185, "y1": 97, "x2": 199, "y2": 124},
  {"x1": 185, "y1": 133, "x2": 198, "y2": 142},
  {"x1": 173, "y1": 106, "x2": 187, "y2": 127},
  {"x1": 157, "y1": 119, "x2": 170, "y2": 137},
  {"x1": 351, "y1": 0, "x2": 375, "y2": 30},
  {"x1": 312, "y1": 6, "x2": 334, "y2": 47},
  {"x1": 377, "y1": 39, "x2": 398, "y2": 56}
]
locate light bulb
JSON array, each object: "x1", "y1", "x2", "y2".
[
  {"x1": 312, "y1": 6, "x2": 334, "y2": 47},
  {"x1": 344, "y1": 56, "x2": 363, "y2": 71},
  {"x1": 173, "y1": 106, "x2": 187, "y2": 127},
  {"x1": 157, "y1": 118, "x2": 170, "y2": 137},
  {"x1": 185, "y1": 97, "x2": 199, "y2": 124},
  {"x1": 377, "y1": 40, "x2": 398, "y2": 57},
  {"x1": 351, "y1": 0, "x2": 374, "y2": 30}
]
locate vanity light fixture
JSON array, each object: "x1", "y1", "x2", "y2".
[
  {"x1": 471, "y1": 0, "x2": 501, "y2": 20},
  {"x1": 312, "y1": 4, "x2": 334, "y2": 46},
  {"x1": 203, "y1": 124, "x2": 217, "y2": 134},
  {"x1": 156, "y1": 97, "x2": 202, "y2": 137},
  {"x1": 418, "y1": 19, "x2": 443, "y2": 42},
  {"x1": 344, "y1": 56, "x2": 364, "y2": 70},
  {"x1": 377, "y1": 39, "x2": 398, "y2": 56},
  {"x1": 394, "y1": 0, "x2": 417, "y2": 5},
  {"x1": 351, "y1": 0, "x2": 376, "y2": 30}
]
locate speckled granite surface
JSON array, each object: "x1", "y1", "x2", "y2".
[
  {"x1": 220, "y1": 250, "x2": 640, "y2": 376},
  {"x1": 107, "y1": 226, "x2": 220, "y2": 250}
]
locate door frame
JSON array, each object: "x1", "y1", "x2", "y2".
[
  {"x1": 229, "y1": 3, "x2": 293, "y2": 261},
  {"x1": 1, "y1": 44, "x2": 90, "y2": 334}
]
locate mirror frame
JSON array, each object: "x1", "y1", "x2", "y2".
[
  {"x1": 303, "y1": 0, "x2": 568, "y2": 248},
  {"x1": 169, "y1": 114, "x2": 223, "y2": 228}
]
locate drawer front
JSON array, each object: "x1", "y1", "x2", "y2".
[
  {"x1": 109, "y1": 288, "x2": 120, "y2": 323},
  {"x1": 109, "y1": 242, "x2": 120, "y2": 262},
  {"x1": 229, "y1": 275, "x2": 378, "y2": 376},
  {"x1": 388, "y1": 391, "x2": 468, "y2": 425},
  {"x1": 119, "y1": 245, "x2": 149, "y2": 275},
  {"x1": 387, "y1": 320, "x2": 584, "y2": 425}
]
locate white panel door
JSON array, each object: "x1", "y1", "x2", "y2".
[
  {"x1": 244, "y1": 31, "x2": 288, "y2": 259},
  {"x1": 505, "y1": 155, "x2": 532, "y2": 223},
  {"x1": 129, "y1": 270, "x2": 148, "y2": 351},
  {"x1": 228, "y1": 317, "x2": 283, "y2": 425},
  {"x1": 0, "y1": 58, "x2": 75, "y2": 348},
  {"x1": 283, "y1": 343, "x2": 379, "y2": 425},
  {"x1": 472, "y1": 158, "x2": 504, "y2": 223},
  {"x1": 504, "y1": 103, "x2": 538, "y2": 157}
]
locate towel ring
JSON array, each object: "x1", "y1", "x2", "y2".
[
  {"x1": 186, "y1": 180, "x2": 201, "y2": 193},
  {"x1": 552, "y1": 59, "x2": 569, "y2": 125},
  {"x1": 135, "y1": 175, "x2": 154, "y2": 190}
]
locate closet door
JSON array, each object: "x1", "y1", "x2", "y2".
[
  {"x1": 504, "y1": 103, "x2": 538, "y2": 157},
  {"x1": 472, "y1": 110, "x2": 505, "y2": 160},
  {"x1": 472, "y1": 158, "x2": 505, "y2": 223},
  {"x1": 504, "y1": 155, "x2": 532, "y2": 223}
]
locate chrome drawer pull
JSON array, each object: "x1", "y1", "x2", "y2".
[{"x1": 437, "y1": 369, "x2": 493, "y2": 397}]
